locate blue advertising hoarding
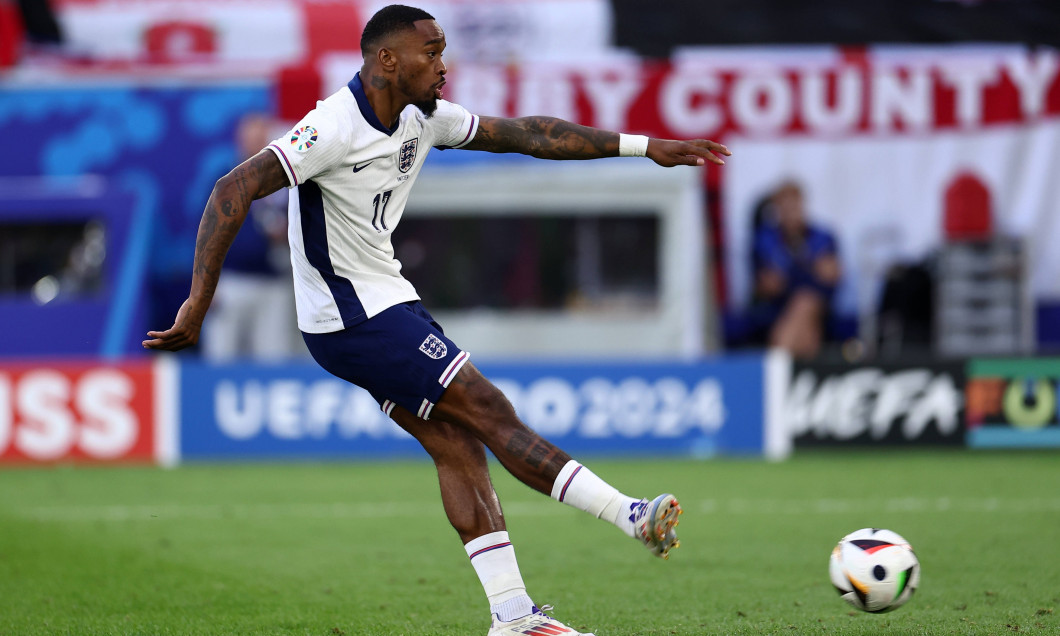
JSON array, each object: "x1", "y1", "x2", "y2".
[
  {"x1": 0, "y1": 82, "x2": 271, "y2": 357},
  {"x1": 0, "y1": 179, "x2": 143, "y2": 358},
  {"x1": 177, "y1": 354, "x2": 786, "y2": 461}
]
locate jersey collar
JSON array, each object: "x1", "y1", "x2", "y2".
[{"x1": 348, "y1": 72, "x2": 398, "y2": 137}]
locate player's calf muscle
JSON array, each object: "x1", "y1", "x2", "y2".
[
  {"x1": 439, "y1": 366, "x2": 571, "y2": 482},
  {"x1": 505, "y1": 430, "x2": 569, "y2": 476}
]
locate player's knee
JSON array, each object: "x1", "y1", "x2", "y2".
[
  {"x1": 424, "y1": 423, "x2": 485, "y2": 465},
  {"x1": 447, "y1": 376, "x2": 518, "y2": 433},
  {"x1": 463, "y1": 380, "x2": 515, "y2": 423},
  {"x1": 434, "y1": 364, "x2": 524, "y2": 438}
]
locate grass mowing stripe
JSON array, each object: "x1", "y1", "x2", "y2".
[
  {"x1": 0, "y1": 452, "x2": 1057, "y2": 635},
  {"x1": 18, "y1": 496, "x2": 1060, "y2": 522}
]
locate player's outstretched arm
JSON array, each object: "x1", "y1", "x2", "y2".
[
  {"x1": 462, "y1": 115, "x2": 731, "y2": 167},
  {"x1": 142, "y1": 150, "x2": 289, "y2": 352}
]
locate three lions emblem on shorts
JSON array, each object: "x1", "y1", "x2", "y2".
[{"x1": 419, "y1": 334, "x2": 448, "y2": 359}]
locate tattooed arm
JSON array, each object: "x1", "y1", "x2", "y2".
[
  {"x1": 142, "y1": 150, "x2": 290, "y2": 351},
  {"x1": 462, "y1": 116, "x2": 731, "y2": 167}
]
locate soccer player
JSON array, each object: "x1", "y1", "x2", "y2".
[{"x1": 144, "y1": 5, "x2": 730, "y2": 635}]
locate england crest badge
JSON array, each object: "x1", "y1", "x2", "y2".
[
  {"x1": 419, "y1": 334, "x2": 448, "y2": 359},
  {"x1": 398, "y1": 138, "x2": 419, "y2": 173}
]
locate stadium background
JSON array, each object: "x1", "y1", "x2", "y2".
[{"x1": 2, "y1": 2, "x2": 1059, "y2": 635}]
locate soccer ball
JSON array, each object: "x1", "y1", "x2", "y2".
[{"x1": 829, "y1": 528, "x2": 920, "y2": 613}]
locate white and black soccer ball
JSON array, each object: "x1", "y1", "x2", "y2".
[{"x1": 829, "y1": 528, "x2": 920, "y2": 613}]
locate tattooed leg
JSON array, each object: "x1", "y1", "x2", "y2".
[
  {"x1": 431, "y1": 362, "x2": 571, "y2": 494},
  {"x1": 429, "y1": 362, "x2": 660, "y2": 552}
]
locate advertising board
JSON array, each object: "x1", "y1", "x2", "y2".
[
  {"x1": 0, "y1": 360, "x2": 159, "y2": 463},
  {"x1": 789, "y1": 360, "x2": 965, "y2": 446},
  {"x1": 966, "y1": 358, "x2": 1060, "y2": 448},
  {"x1": 177, "y1": 353, "x2": 787, "y2": 461}
]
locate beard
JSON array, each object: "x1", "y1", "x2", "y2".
[
  {"x1": 397, "y1": 72, "x2": 438, "y2": 118},
  {"x1": 413, "y1": 98, "x2": 438, "y2": 118}
]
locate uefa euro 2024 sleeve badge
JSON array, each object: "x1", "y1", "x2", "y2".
[
  {"x1": 290, "y1": 126, "x2": 318, "y2": 152},
  {"x1": 398, "y1": 138, "x2": 418, "y2": 173}
]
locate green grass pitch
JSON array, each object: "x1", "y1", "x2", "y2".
[{"x1": 1, "y1": 451, "x2": 1057, "y2": 635}]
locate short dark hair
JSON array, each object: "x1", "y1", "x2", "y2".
[{"x1": 360, "y1": 5, "x2": 436, "y2": 58}]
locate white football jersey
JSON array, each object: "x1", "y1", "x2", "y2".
[{"x1": 266, "y1": 73, "x2": 479, "y2": 333}]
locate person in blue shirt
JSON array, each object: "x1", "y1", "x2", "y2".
[{"x1": 750, "y1": 181, "x2": 841, "y2": 359}]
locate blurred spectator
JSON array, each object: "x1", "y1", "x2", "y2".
[
  {"x1": 749, "y1": 181, "x2": 841, "y2": 359},
  {"x1": 201, "y1": 113, "x2": 301, "y2": 362},
  {"x1": 876, "y1": 259, "x2": 934, "y2": 356},
  {"x1": 18, "y1": 0, "x2": 62, "y2": 46}
]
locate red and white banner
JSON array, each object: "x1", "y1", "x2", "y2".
[
  {"x1": 723, "y1": 116, "x2": 1060, "y2": 315},
  {"x1": 430, "y1": 46, "x2": 1060, "y2": 311},
  {"x1": 53, "y1": 0, "x2": 363, "y2": 66},
  {"x1": 439, "y1": 47, "x2": 1060, "y2": 142},
  {"x1": 0, "y1": 360, "x2": 166, "y2": 464},
  {"x1": 50, "y1": 0, "x2": 609, "y2": 68}
]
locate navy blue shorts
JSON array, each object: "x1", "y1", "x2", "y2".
[{"x1": 302, "y1": 301, "x2": 470, "y2": 420}]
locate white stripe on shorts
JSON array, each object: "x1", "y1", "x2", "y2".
[{"x1": 438, "y1": 351, "x2": 471, "y2": 388}]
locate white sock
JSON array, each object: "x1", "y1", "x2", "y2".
[
  {"x1": 465, "y1": 531, "x2": 536, "y2": 622},
  {"x1": 551, "y1": 460, "x2": 641, "y2": 538}
]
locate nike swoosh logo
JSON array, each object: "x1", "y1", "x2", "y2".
[{"x1": 352, "y1": 161, "x2": 373, "y2": 173}]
